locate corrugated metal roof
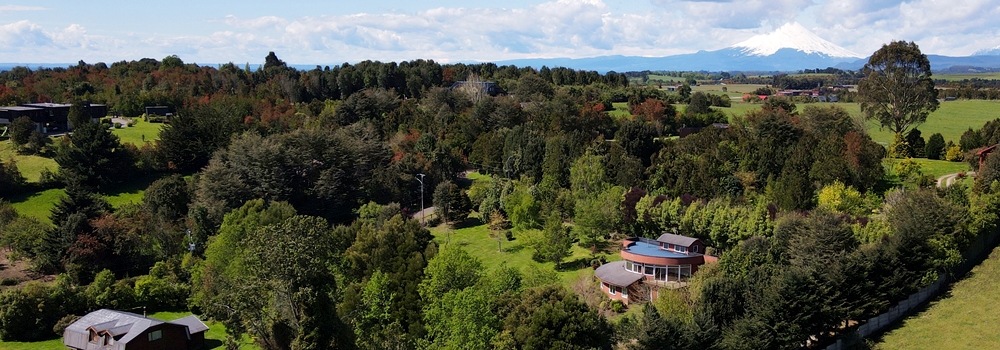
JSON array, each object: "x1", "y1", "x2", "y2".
[
  {"x1": 64, "y1": 309, "x2": 210, "y2": 349},
  {"x1": 64, "y1": 309, "x2": 161, "y2": 349}
]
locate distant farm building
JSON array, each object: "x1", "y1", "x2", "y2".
[
  {"x1": 144, "y1": 106, "x2": 174, "y2": 122},
  {"x1": 0, "y1": 102, "x2": 106, "y2": 133},
  {"x1": 595, "y1": 233, "x2": 717, "y2": 305},
  {"x1": 63, "y1": 309, "x2": 208, "y2": 350}
]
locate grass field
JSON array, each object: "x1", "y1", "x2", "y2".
[
  {"x1": 871, "y1": 246, "x2": 1000, "y2": 350},
  {"x1": 0, "y1": 310, "x2": 257, "y2": 350},
  {"x1": 0, "y1": 142, "x2": 57, "y2": 183},
  {"x1": 8, "y1": 188, "x2": 64, "y2": 225},
  {"x1": 883, "y1": 158, "x2": 971, "y2": 180},
  {"x1": 865, "y1": 100, "x2": 1000, "y2": 146},
  {"x1": 110, "y1": 119, "x2": 163, "y2": 146},
  {"x1": 610, "y1": 102, "x2": 631, "y2": 119},
  {"x1": 935, "y1": 72, "x2": 1000, "y2": 81},
  {"x1": 428, "y1": 222, "x2": 599, "y2": 287}
]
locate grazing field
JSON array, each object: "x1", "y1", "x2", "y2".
[
  {"x1": 865, "y1": 100, "x2": 1000, "y2": 146},
  {"x1": 110, "y1": 119, "x2": 163, "y2": 146},
  {"x1": 871, "y1": 246, "x2": 1000, "y2": 350},
  {"x1": 428, "y1": 222, "x2": 600, "y2": 287},
  {"x1": 0, "y1": 141, "x2": 58, "y2": 183},
  {"x1": 935, "y1": 72, "x2": 1000, "y2": 81},
  {"x1": 0, "y1": 310, "x2": 255, "y2": 350}
]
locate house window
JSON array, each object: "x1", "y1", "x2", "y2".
[
  {"x1": 149, "y1": 330, "x2": 162, "y2": 342},
  {"x1": 692, "y1": 245, "x2": 699, "y2": 253},
  {"x1": 609, "y1": 284, "x2": 616, "y2": 295},
  {"x1": 625, "y1": 261, "x2": 633, "y2": 271},
  {"x1": 622, "y1": 287, "x2": 628, "y2": 298},
  {"x1": 676, "y1": 246, "x2": 687, "y2": 253},
  {"x1": 644, "y1": 266, "x2": 654, "y2": 275},
  {"x1": 629, "y1": 262, "x2": 642, "y2": 273}
]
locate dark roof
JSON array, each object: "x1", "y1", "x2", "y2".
[
  {"x1": 0, "y1": 106, "x2": 43, "y2": 111},
  {"x1": 595, "y1": 261, "x2": 644, "y2": 287},
  {"x1": 656, "y1": 233, "x2": 700, "y2": 247}
]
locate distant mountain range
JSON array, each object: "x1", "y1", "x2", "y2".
[
  {"x1": 4, "y1": 24, "x2": 1000, "y2": 74},
  {"x1": 495, "y1": 23, "x2": 1000, "y2": 73}
]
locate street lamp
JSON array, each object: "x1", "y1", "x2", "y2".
[{"x1": 416, "y1": 173, "x2": 426, "y2": 225}]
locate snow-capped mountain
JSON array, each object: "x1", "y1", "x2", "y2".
[
  {"x1": 732, "y1": 22, "x2": 862, "y2": 58},
  {"x1": 974, "y1": 45, "x2": 1000, "y2": 56},
  {"x1": 496, "y1": 23, "x2": 865, "y2": 72},
  {"x1": 495, "y1": 23, "x2": 1000, "y2": 72}
]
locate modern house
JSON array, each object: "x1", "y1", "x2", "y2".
[
  {"x1": 63, "y1": 309, "x2": 208, "y2": 350},
  {"x1": 0, "y1": 102, "x2": 107, "y2": 133},
  {"x1": 595, "y1": 233, "x2": 717, "y2": 305}
]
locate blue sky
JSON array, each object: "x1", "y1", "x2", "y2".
[{"x1": 2, "y1": 0, "x2": 999, "y2": 64}]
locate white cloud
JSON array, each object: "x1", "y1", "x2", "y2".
[
  {"x1": 217, "y1": 15, "x2": 288, "y2": 30},
  {"x1": 0, "y1": 20, "x2": 53, "y2": 50},
  {"x1": 819, "y1": 0, "x2": 1000, "y2": 56}
]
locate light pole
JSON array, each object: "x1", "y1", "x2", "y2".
[{"x1": 416, "y1": 173, "x2": 426, "y2": 225}]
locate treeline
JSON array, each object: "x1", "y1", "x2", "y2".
[{"x1": 0, "y1": 52, "x2": 628, "y2": 117}]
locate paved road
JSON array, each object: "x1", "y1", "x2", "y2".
[
  {"x1": 411, "y1": 206, "x2": 437, "y2": 224},
  {"x1": 937, "y1": 171, "x2": 974, "y2": 188}
]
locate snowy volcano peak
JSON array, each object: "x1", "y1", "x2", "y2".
[
  {"x1": 732, "y1": 22, "x2": 862, "y2": 58},
  {"x1": 975, "y1": 45, "x2": 1000, "y2": 56}
]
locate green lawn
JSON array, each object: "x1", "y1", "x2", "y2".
[
  {"x1": 0, "y1": 141, "x2": 58, "y2": 183},
  {"x1": 0, "y1": 311, "x2": 258, "y2": 350},
  {"x1": 610, "y1": 102, "x2": 631, "y2": 119},
  {"x1": 110, "y1": 119, "x2": 163, "y2": 146},
  {"x1": 8, "y1": 188, "x2": 64, "y2": 225},
  {"x1": 883, "y1": 158, "x2": 971, "y2": 179},
  {"x1": 429, "y1": 222, "x2": 599, "y2": 288},
  {"x1": 872, "y1": 246, "x2": 1000, "y2": 350}
]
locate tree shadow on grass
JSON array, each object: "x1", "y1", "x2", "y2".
[
  {"x1": 556, "y1": 257, "x2": 592, "y2": 272},
  {"x1": 204, "y1": 339, "x2": 225, "y2": 350}
]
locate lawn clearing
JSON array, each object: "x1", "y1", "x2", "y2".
[
  {"x1": 111, "y1": 119, "x2": 163, "y2": 146},
  {"x1": 0, "y1": 141, "x2": 58, "y2": 183},
  {"x1": 871, "y1": 245, "x2": 1000, "y2": 350},
  {"x1": 610, "y1": 102, "x2": 631, "y2": 119},
  {"x1": 8, "y1": 188, "x2": 64, "y2": 225},
  {"x1": 429, "y1": 222, "x2": 599, "y2": 288},
  {"x1": 882, "y1": 158, "x2": 971, "y2": 180}
]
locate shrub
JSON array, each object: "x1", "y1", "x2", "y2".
[
  {"x1": 52, "y1": 315, "x2": 80, "y2": 336},
  {"x1": 945, "y1": 145, "x2": 964, "y2": 162},
  {"x1": 610, "y1": 300, "x2": 625, "y2": 313},
  {"x1": 114, "y1": 122, "x2": 123, "y2": 129},
  {"x1": 0, "y1": 277, "x2": 21, "y2": 286}
]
